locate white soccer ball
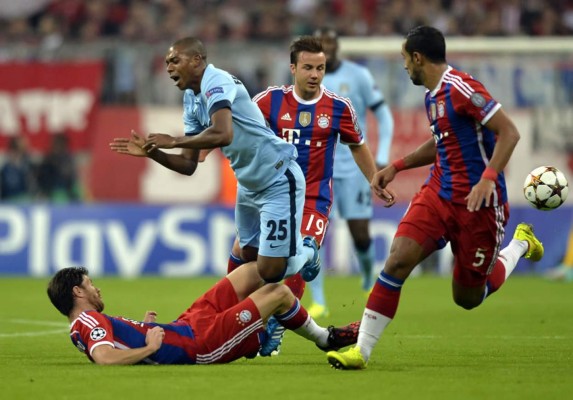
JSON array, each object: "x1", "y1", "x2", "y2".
[{"x1": 523, "y1": 166, "x2": 568, "y2": 210}]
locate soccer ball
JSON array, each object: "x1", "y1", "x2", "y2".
[{"x1": 523, "y1": 166, "x2": 568, "y2": 210}]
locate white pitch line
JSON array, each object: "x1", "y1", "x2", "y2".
[
  {"x1": 0, "y1": 319, "x2": 68, "y2": 339},
  {"x1": 0, "y1": 329, "x2": 68, "y2": 338},
  {"x1": 5, "y1": 319, "x2": 68, "y2": 327}
]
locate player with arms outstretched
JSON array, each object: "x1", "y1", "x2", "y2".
[
  {"x1": 110, "y1": 37, "x2": 319, "y2": 286},
  {"x1": 327, "y1": 25, "x2": 544, "y2": 370}
]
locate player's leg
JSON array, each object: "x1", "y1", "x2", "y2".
[
  {"x1": 327, "y1": 189, "x2": 445, "y2": 369},
  {"x1": 451, "y1": 205, "x2": 544, "y2": 309},
  {"x1": 256, "y1": 162, "x2": 318, "y2": 283},
  {"x1": 336, "y1": 173, "x2": 375, "y2": 293},
  {"x1": 249, "y1": 283, "x2": 359, "y2": 352},
  {"x1": 228, "y1": 237, "x2": 258, "y2": 274},
  {"x1": 291, "y1": 209, "x2": 329, "y2": 305},
  {"x1": 347, "y1": 218, "x2": 375, "y2": 292}
]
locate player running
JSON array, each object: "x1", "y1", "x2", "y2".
[{"x1": 327, "y1": 25, "x2": 544, "y2": 370}]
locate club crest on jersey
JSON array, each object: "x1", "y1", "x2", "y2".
[
  {"x1": 317, "y1": 113, "x2": 330, "y2": 128},
  {"x1": 430, "y1": 102, "x2": 437, "y2": 120},
  {"x1": 236, "y1": 310, "x2": 252, "y2": 326},
  {"x1": 471, "y1": 93, "x2": 486, "y2": 107},
  {"x1": 437, "y1": 101, "x2": 445, "y2": 118},
  {"x1": 90, "y1": 327, "x2": 107, "y2": 341},
  {"x1": 298, "y1": 112, "x2": 311, "y2": 127}
]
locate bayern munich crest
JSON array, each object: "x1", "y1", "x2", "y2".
[
  {"x1": 317, "y1": 114, "x2": 330, "y2": 128},
  {"x1": 236, "y1": 310, "x2": 252, "y2": 325}
]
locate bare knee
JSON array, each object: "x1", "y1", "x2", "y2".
[{"x1": 257, "y1": 257, "x2": 287, "y2": 283}]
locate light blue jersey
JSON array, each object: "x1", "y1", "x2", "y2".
[
  {"x1": 322, "y1": 60, "x2": 393, "y2": 178},
  {"x1": 182, "y1": 64, "x2": 297, "y2": 192}
]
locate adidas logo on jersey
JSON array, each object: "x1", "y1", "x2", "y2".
[{"x1": 281, "y1": 113, "x2": 292, "y2": 121}]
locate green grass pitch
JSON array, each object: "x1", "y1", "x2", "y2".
[{"x1": 1, "y1": 275, "x2": 571, "y2": 400}]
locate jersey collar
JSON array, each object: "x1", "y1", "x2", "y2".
[
  {"x1": 429, "y1": 65, "x2": 453, "y2": 97},
  {"x1": 292, "y1": 84, "x2": 325, "y2": 105}
]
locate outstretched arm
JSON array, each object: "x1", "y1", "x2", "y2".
[
  {"x1": 110, "y1": 130, "x2": 200, "y2": 176},
  {"x1": 350, "y1": 144, "x2": 395, "y2": 206},
  {"x1": 371, "y1": 137, "x2": 436, "y2": 199},
  {"x1": 144, "y1": 108, "x2": 233, "y2": 151},
  {"x1": 90, "y1": 326, "x2": 164, "y2": 365}
]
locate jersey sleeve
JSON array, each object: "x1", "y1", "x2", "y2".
[
  {"x1": 338, "y1": 99, "x2": 364, "y2": 146},
  {"x1": 450, "y1": 77, "x2": 501, "y2": 125},
  {"x1": 202, "y1": 71, "x2": 236, "y2": 118},
  {"x1": 71, "y1": 311, "x2": 114, "y2": 359},
  {"x1": 252, "y1": 88, "x2": 272, "y2": 121},
  {"x1": 359, "y1": 67, "x2": 385, "y2": 109}
]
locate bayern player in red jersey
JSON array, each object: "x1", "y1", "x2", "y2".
[
  {"x1": 47, "y1": 265, "x2": 359, "y2": 365},
  {"x1": 327, "y1": 25, "x2": 545, "y2": 370}
]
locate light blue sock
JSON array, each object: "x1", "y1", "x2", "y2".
[
  {"x1": 309, "y1": 246, "x2": 327, "y2": 306},
  {"x1": 357, "y1": 244, "x2": 375, "y2": 291}
]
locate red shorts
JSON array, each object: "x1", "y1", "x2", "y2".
[
  {"x1": 176, "y1": 278, "x2": 264, "y2": 364},
  {"x1": 396, "y1": 186, "x2": 509, "y2": 287},
  {"x1": 301, "y1": 208, "x2": 329, "y2": 246}
]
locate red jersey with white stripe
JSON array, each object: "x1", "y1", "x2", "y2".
[
  {"x1": 69, "y1": 278, "x2": 264, "y2": 365},
  {"x1": 424, "y1": 66, "x2": 507, "y2": 206},
  {"x1": 253, "y1": 85, "x2": 364, "y2": 217}
]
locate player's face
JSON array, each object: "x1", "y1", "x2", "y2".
[
  {"x1": 165, "y1": 46, "x2": 196, "y2": 91},
  {"x1": 80, "y1": 275, "x2": 104, "y2": 312},
  {"x1": 401, "y1": 42, "x2": 423, "y2": 86},
  {"x1": 291, "y1": 51, "x2": 326, "y2": 100}
]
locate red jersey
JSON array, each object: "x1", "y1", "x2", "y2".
[
  {"x1": 424, "y1": 66, "x2": 507, "y2": 206},
  {"x1": 253, "y1": 85, "x2": 363, "y2": 217}
]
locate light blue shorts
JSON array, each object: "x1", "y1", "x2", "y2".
[
  {"x1": 236, "y1": 160, "x2": 305, "y2": 264},
  {"x1": 332, "y1": 170, "x2": 373, "y2": 220}
]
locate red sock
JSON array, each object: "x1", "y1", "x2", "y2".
[
  {"x1": 365, "y1": 272, "x2": 404, "y2": 319},
  {"x1": 275, "y1": 298, "x2": 308, "y2": 330},
  {"x1": 485, "y1": 259, "x2": 506, "y2": 295},
  {"x1": 227, "y1": 253, "x2": 246, "y2": 274},
  {"x1": 284, "y1": 273, "x2": 306, "y2": 299}
]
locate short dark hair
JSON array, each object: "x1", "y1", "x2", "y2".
[
  {"x1": 172, "y1": 37, "x2": 207, "y2": 60},
  {"x1": 47, "y1": 267, "x2": 88, "y2": 317},
  {"x1": 404, "y1": 26, "x2": 446, "y2": 64},
  {"x1": 290, "y1": 36, "x2": 324, "y2": 64}
]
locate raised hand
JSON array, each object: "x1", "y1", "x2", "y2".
[
  {"x1": 143, "y1": 133, "x2": 177, "y2": 151},
  {"x1": 110, "y1": 130, "x2": 148, "y2": 157},
  {"x1": 143, "y1": 311, "x2": 157, "y2": 323}
]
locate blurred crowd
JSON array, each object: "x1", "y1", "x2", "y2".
[
  {"x1": 0, "y1": 135, "x2": 81, "y2": 203},
  {"x1": 0, "y1": 0, "x2": 572, "y2": 47}
]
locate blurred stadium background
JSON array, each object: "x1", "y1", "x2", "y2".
[{"x1": 0, "y1": 0, "x2": 572, "y2": 278}]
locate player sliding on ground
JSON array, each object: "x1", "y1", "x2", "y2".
[{"x1": 47, "y1": 264, "x2": 359, "y2": 365}]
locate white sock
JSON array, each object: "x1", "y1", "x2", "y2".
[
  {"x1": 356, "y1": 308, "x2": 392, "y2": 362},
  {"x1": 499, "y1": 239, "x2": 528, "y2": 279},
  {"x1": 292, "y1": 316, "x2": 329, "y2": 347}
]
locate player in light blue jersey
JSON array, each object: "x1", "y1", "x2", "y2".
[
  {"x1": 110, "y1": 37, "x2": 320, "y2": 285},
  {"x1": 308, "y1": 27, "x2": 395, "y2": 318}
]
